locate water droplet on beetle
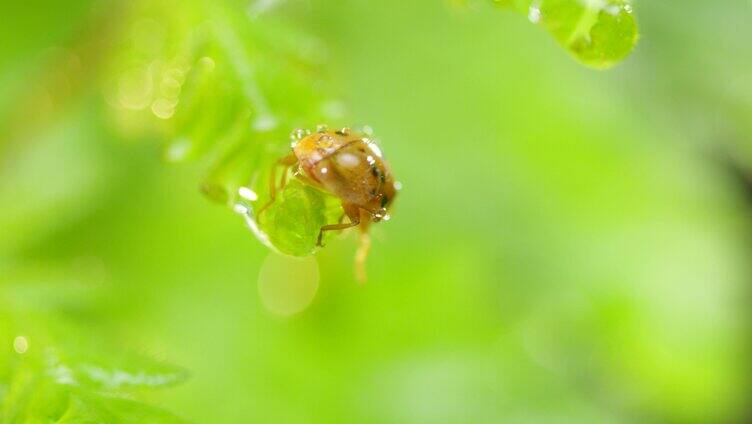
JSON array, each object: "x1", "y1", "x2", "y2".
[
  {"x1": 362, "y1": 125, "x2": 374, "y2": 136},
  {"x1": 316, "y1": 124, "x2": 329, "y2": 132},
  {"x1": 368, "y1": 143, "x2": 383, "y2": 158},
  {"x1": 290, "y1": 128, "x2": 309, "y2": 141}
]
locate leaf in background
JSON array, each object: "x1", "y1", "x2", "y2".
[
  {"x1": 101, "y1": 0, "x2": 346, "y2": 256},
  {"x1": 1, "y1": 369, "x2": 69, "y2": 423},
  {"x1": 57, "y1": 394, "x2": 188, "y2": 423},
  {"x1": 44, "y1": 345, "x2": 189, "y2": 392},
  {"x1": 0, "y1": 293, "x2": 188, "y2": 420},
  {"x1": 2, "y1": 371, "x2": 187, "y2": 424},
  {"x1": 495, "y1": 0, "x2": 638, "y2": 69}
]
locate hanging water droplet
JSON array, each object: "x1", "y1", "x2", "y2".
[{"x1": 257, "y1": 253, "x2": 319, "y2": 317}]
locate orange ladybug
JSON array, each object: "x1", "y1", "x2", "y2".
[{"x1": 257, "y1": 126, "x2": 398, "y2": 282}]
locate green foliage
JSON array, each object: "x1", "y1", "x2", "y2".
[
  {"x1": 0, "y1": 323, "x2": 188, "y2": 422},
  {"x1": 494, "y1": 0, "x2": 638, "y2": 68},
  {"x1": 261, "y1": 180, "x2": 342, "y2": 256},
  {"x1": 102, "y1": 0, "x2": 344, "y2": 255}
]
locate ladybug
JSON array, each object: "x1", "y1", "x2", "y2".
[{"x1": 257, "y1": 125, "x2": 399, "y2": 282}]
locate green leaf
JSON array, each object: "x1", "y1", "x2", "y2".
[
  {"x1": 496, "y1": 0, "x2": 638, "y2": 69},
  {"x1": 2, "y1": 372, "x2": 186, "y2": 424},
  {"x1": 258, "y1": 179, "x2": 341, "y2": 257},
  {"x1": 1, "y1": 371, "x2": 70, "y2": 423},
  {"x1": 44, "y1": 346, "x2": 189, "y2": 392},
  {"x1": 57, "y1": 395, "x2": 188, "y2": 424}
]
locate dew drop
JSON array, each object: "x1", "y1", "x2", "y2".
[
  {"x1": 362, "y1": 125, "x2": 374, "y2": 136},
  {"x1": 368, "y1": 143, "x2": 383, "y2": 158},
  {"x1": 394, "y1": 181, "x2": 403, "y2": 191},
  {"x1": 316, "y1": 123, "x2": 329, "y2": 133},
  {"x1": 290, "y1": 128, "x2": 310, "y2": 141},
  {"x1": 257, "y1": 254, "x2": 319, "y2": 316}
]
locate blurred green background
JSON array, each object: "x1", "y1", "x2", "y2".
[{"x1": 1, "y1": 0, "x2": 751, "y2": 422}]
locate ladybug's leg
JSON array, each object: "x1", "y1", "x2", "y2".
[
  {"x1": 316, "y1": 219, "x2": 359, "y2": 247},
  {"x1": 256, "y1": 154, "x2": 298, "y2": 219},
  {"x1": 354, "y1": 208, "x2": 373, "y2": 284},
  {"x1": 317, "y1": 203, "x2": 359, "y2": 247}
]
